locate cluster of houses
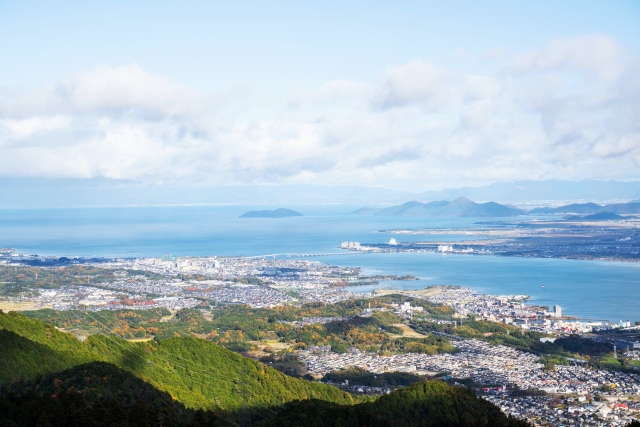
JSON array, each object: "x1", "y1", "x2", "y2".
[{"x1": 485, "y1": 394, "x2": 640, "y2": 426}]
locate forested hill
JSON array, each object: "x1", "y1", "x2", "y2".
[
  {"x1": 261, "y1": 380, "x2": 532, "y2": 427},
  {"x1": 1, "y1": 361, "x2": 202, "y2": 426},
  {"x1": 0, "y1": 310, "x2": 353, "y2": 412}
]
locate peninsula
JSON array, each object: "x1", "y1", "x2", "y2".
[{"x1": 239, "y1": 208, "x2": 303, "y2": 218}]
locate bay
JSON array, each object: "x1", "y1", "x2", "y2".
[
  {"x1": 0, "y1": 205, "x2": 638, "y2": 322},
  {"x1": 334, "y1": 252, "x2": 640, "y2": 324}
]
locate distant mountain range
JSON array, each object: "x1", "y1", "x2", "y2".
[
  {"x1": 353, "y1": 197, "x2": 525, "y2": 217},
  {"x1": 419, "y1": 180, "x2": 640, "y2": 203},
  {"x1": 239, "y1": 208, "x2": 303, "y2": 218},
  {"x1": 530, "y1": 201, "x2": 640, "y2": 215},
  {"x1": 1, "y1": 178, "x2": 640, "y2": 208},
  {"x1": 352, "y1": 199, "x2": 640, "y2": 217}
]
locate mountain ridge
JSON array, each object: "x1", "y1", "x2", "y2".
[
  {"x1": 355, "y1": 197, "x2": 525, "y2": 217},
  {"x1": 2, "y1": 178, "x2": 640, "y2": 208}
]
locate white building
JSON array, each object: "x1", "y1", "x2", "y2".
[
  {"x1": 398, "y1": 301, "x2": 424, "y2": 314},
  {"x1": 553, "y1": 305, "x2": 562, "y2": 318}
]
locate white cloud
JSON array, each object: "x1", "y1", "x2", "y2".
[
  {"x1": 505, "y1": 34, "x2": 626, "y2": 80},
  {"x1": 0, "y1": 115, "x2": 73, "y2": 141},
  {"x1": 0, "y1": 34, "x2": 638, "y2": 190}
]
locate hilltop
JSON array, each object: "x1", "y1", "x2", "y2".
[
  {"x1": 353, "y1": 197, "x2": 525, "y2": 217},
  {"x1": 239, "y1": 208, "x2": 303, "y2": 218}
]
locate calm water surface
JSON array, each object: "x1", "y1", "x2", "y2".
[{"x1": 0, "y1": 205, "x2": 637, "y2": 322}]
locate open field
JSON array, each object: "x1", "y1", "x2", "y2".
[
  {"x1": 0, "y1": 301, "x2": 50, "y2": 311},
  {"x1": 261, "y1": 340, "x2": 290, "y2": 351},
  {"x1": 391, "y1": 323, "x2": 427, "y2": 338},
  {"x1": 159, "y1": 309, "x2": 177, "y2": 322}
]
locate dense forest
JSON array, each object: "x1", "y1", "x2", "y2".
[
  {"x1": 260, "y1": 381, "x2": 532, "y2": 427},
  {"x1": 322, "y1": 367, "x2": 425, "y2": 388},
  {"x1": 0, "y1": 388, "x2": 220, "y2": 427}
]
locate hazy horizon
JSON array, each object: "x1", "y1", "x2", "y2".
[{"x1": 1, "y1": 178, "x2": 640, "y2": 209}]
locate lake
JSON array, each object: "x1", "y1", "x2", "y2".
[{"x1": 0, "y1": 205, "x2": 637, "y2": 322}]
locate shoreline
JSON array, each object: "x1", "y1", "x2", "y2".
[
  {"x1": 2, "y1": 248, "x2": 638, "y2": 325},
  {"x1": 363, "y1": 285, "x2": 618, "y2": 333}
]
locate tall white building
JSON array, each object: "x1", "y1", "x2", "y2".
[{"x1": 553, "y1": 305, "x2": 562, "y2": 318}]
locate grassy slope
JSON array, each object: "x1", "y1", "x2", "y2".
[{"x1": 0, "y1": 311, "x2": 353, "y2": 411}]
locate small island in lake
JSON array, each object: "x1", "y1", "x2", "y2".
[{"x1": 239, "y1": 208, "x2": 303, "y2": 218}]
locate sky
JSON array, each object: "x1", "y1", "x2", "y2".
[{"x1": 0, "y1": 0, "x2": 639, "y2": 192}]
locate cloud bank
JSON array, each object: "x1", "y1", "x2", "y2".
[{"x1": 0, "y1": 34, "x2": 638, "y2": 190}]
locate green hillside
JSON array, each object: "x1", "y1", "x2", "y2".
[
  {"x1": 260, "y1": 380, "x2": 532, "y2": 426},
  {"x1": 0, "y1": 311, "x2": 353, "y2": 411},
  {"x1": 4, "y1": 362, "x2": 196, "y2": 424}
]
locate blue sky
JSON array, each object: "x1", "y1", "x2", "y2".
[
  {"x1": 2, "y1": 1, "x2": 638, "y2": 92},
  {"x1": 0, "y1": 0, "x2": 639, "y2": 191}
]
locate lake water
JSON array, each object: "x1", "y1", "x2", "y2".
[{"x1": 0, "y1": 205, "x2": 638, "y2": 322}]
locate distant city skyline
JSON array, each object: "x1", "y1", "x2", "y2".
[{"x1": 0, "y1": 1, "x2": 639, "y2": 192}]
